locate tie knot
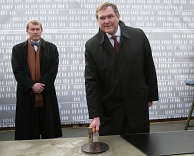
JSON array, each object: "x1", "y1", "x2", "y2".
[
  {"x1": 31, "y1": 41, "x2": 40, "y2": 47},
  {"x1": 111, "y1": 36, "x2": 117, "y2": 41}
]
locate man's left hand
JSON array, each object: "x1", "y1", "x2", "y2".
[{"x1": 148, "y1": 101, "x2": 152, "y2": 107}]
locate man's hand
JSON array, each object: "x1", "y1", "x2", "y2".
[
  {"x1": 89, "y1": 117, "x2": 100, "y2": 134},
  {"x1": 148, "y1": 101, "x2": 153, "y2": 107},
  {"x1": 32, "y1": 83, "x2": 45, "y2": 93}
]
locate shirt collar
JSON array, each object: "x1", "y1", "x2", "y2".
[{"x1": 31, "y1": 40, "x2": 40, "y2": 43}]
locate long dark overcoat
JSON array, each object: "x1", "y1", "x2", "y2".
[
  {"x1": 11, "y1": 39, "x2": 62, "y2": 140},
  {"x1": 85, "y1": 21, "x2": 159, "y2": 135}
]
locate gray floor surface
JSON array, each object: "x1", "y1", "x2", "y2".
[{"x1": 0, "y1": 120, "x2": 193, "y2": 141}]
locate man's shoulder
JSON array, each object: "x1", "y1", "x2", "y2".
[
  {"x1": 86, "y1": 33, "x2": 98, "y2": 42},
  {"x1": 125, "y1": 25, "x2": 143, "y2": 33},
  {"x1": 122, "y1": 26, "x2": 145, "y2": 39},
  {"x1": 14, "y1": 41, "x2": 26, "y2": 46},
  {"x1": 13, "y1": 41, "x2": 26, "y2": 49},
  {"x1": 41, "y1": 39, "x2": 57, "y2": 48},
  {"x1": 119, "y1": 20, "x2": 143, "y2": 33},
  {"x1": 85, "y1": 32, "x2": 102, "y2": 47}
]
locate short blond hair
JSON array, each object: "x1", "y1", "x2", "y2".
[
  {"x1": 26, "y1": 19, "x2": 42, "y2": 30},
  {"x1": 96, "y1": 2, "x2": 119, "y2": 19}
]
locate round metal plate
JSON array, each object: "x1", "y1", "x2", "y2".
[{"x1": 81, "y1": 142, "x2": 109, "y2": 154}]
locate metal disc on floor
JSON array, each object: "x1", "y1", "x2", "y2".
[{"x1": 81, "y1": 142, "x2": 109, "y2": 154}]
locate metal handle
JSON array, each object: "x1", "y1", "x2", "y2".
[{"x1": 88, "y1": 127, "x2": 93, "y2": 143}]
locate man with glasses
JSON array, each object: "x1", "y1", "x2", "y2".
[
  {"x1": 85, "y1": 2, "x2": 158, "y2": 135},
  {"x1": 11, "y1": 19, "x2": 62, "y2": 140}
]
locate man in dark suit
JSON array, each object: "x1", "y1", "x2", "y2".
[
  {"x1": 85, "y1": 2, "x2": 159, "y2": 135},
  {"x1": 11, "y1": 19, "x2": 62, "y2": 140}
]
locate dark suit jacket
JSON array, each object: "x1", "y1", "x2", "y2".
[
  {"x1": 85, "y1": 20, "x2": 159, "y2": 135},
  {"x1": 11, "y1": 39, "x2": 62, "y2": 140}
]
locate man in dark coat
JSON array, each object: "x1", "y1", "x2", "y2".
[
  {"x1": 11, "y1": 19, "x2": 62, "y2": 140},
  {"x1": 85, "y1": 2, "x2": 159, "y2": 136}
]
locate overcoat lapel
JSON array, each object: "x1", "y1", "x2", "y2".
[
  {"x1": 23, "y1": 41, "x2": 32, "y2": 78},
  {"x1": 103, "y1": 34, "x2": 118, "y2": 61}
]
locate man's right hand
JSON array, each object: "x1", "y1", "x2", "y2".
[
  {"x1": 32, "y1": 83, "x2": 45, "y2": 93},
  {"x1": 89, "y1": 117, "x2": 100, "y2": 134}
]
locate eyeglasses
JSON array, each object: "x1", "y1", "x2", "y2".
[{"x1": 98, "y1": 14, "x2": 116, "y2": 21}]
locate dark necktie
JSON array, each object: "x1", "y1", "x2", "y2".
[{"x1": 111, "y1": 36, "x2": 119, "y2": 54}]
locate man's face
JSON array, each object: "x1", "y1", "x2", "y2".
[
  {"x1": 97, "y1": 6, "x2": 120, "y2": 35},
  {"x1": 26, "y1": 23, "x2": 43, "y2": 41}
]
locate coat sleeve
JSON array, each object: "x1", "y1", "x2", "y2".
[
  {"x1": 38, "y1": 43, "x2": 59, "y2": 92},
  {"x1": 142, "y1": 30, "x2": 159, "y2": 101},
  {"x1": 85, "y1": 41, "x2": 102, "y2": 119},
  {"x1": 11, "y1": 44, "x2": 35, "y2": 93}
]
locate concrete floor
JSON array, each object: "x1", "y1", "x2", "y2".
[{"x1": 0, "y1": 120, "x2": 193, "y2": 141}]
